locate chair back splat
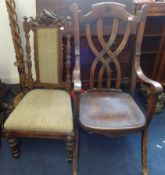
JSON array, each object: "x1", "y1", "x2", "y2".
[
  {"x1": 71, "y1": 2, "x2": 147, "y2": 92},
  {"x1": 71, "y1": 2, "x2": 163, "y2": 175}
]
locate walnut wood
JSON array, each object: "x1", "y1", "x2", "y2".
[
  {"x1": 12, "y1": 92, "x2": 25, "y2": 108},
  {"x1": 71, "y1": 2, "x2": 163, "y2": 175},
  {"x1": 7, "y1": 133, "x2": 20, "y2": 158},
  {"x1": 23, "y1": 17, "x2": 33, "y2": 89},
  {"x1": 65, "y1": 17, "x2": 72, "y2": 90},
  {"x1": 66, "y1": 135, "x2": 74, "y2": 162},
  {"x1": 22, "y1": 13, "x2": 71, "y2": 90},
  {"x1": 3, "y1": 8, "x2": 74, "y2": 167},
  {"x1": 3, "y1": 130, "x2": 74, "y2": 139}
]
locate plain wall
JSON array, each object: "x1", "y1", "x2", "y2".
[{"x1": 0, "y1": 0, "x2": 36, "y2": 84}]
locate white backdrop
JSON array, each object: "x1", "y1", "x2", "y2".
[{"x1": 0, "y1": 0, "x2": 36, "y2": 84}]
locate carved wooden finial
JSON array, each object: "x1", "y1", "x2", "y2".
[{"x1": 28, "y1": 9, "x2": 67, "y2": 26}]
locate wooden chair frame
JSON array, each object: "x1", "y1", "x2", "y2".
[
  {"x1": 3, "y1": 1, "x2": 76, "y2": 174},
  {"x1": 71, "y1": 2, "x2": 163, "y2": 175}
]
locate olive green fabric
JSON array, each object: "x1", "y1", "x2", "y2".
[
  {"x1": 37, "y1": 28, "x2": 59, "y2": 84},
  {"x1": 4, "y1": 89, "x2": 73, "y2": 133}
]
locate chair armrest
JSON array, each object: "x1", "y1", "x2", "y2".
[
  {"x1": 134, "y1": 5, "x2": 163, "y2": 95},
  {"x1": 135, "y1": 55, "x2": 164, "y2": 124},
  {"x1": 135, "y1": 59, "x2": 163, "y2": 95}
]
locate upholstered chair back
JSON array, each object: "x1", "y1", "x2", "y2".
[{"x1": 23, "y1": 11, "x2": 71, "y2": 90}]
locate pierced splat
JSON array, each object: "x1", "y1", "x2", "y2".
[
  {"x1": 71, "y1": 2, "x2": 143, "y2": 90},
  {"x1": 85, "y1": 17, "x2": 131, "y2": 89},
  {"x1": 71, "y1": 3, "x2": 163, "y2": 175}
]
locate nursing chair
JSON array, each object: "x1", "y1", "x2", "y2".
[
  {"x1": 71, "y1": 2, "x2": 163, "y2": 175},
  {"x1": 2, "y1": 10, "x2": 75, "y2": 165}
]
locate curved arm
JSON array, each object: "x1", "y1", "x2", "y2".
[
  {"x1": 134, "y1": 4, "x2": 163, "y2": 94},
  {"x1": 135, "y1": 53, "x2": 163, "y2": 124},
  {"x1": 131, "y1": 4, "x2": 163, "y2": 124},
  {"x1": 135, "y1": 58, "x2": 163, "y2": 95}
]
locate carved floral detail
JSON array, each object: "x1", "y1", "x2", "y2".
[{"x1": 29, "y1": 9, "x2": 68, "y2": 26}]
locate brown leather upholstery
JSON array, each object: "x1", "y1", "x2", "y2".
[{"x1": 80, "y1": 90, "x2": 146, "y2": 132}]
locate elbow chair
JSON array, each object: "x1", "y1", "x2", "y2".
[{"x1": 71, "y1": 2, "x2": 163, "y2": 175}]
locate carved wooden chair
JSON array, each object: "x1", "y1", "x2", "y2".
[
  {"x1": 71, "y1": 2, "x2": 163, "y2": 175},
  {"x1": 2, "y1": 10, "x2": 75, "y2": 167}
]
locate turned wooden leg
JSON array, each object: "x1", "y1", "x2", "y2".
[
  {"x1": 72, "y1": 92, "x2": 79, "y2": 175},
  {"x1": 66, "y1": 135, "x2": 74, "y2": 162},
  {"x1": 142, "y1": 128, "x2": 148, "y2": 175},
  {"x1": 73, "y1": 130, "x2": 78, "y2": 175},
  {"x1": 7, "y1": 133, "x2": 20, "y2": 158}
]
